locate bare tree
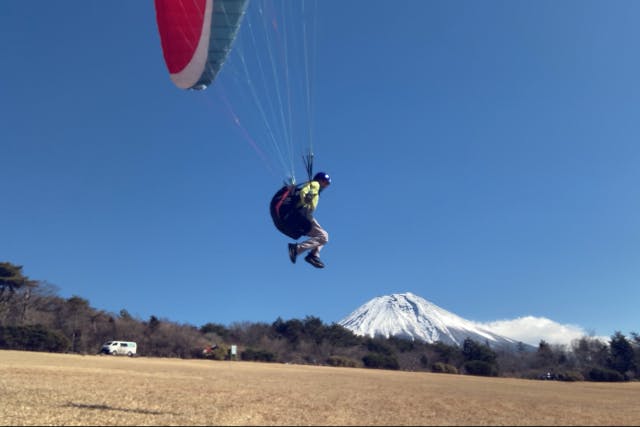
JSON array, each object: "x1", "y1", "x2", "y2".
[{"x1": 0, "y1": 262, "x2": 37, "y2": 325}]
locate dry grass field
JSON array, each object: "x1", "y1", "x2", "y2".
[{"x1": 1, "y1": 350, "x2": 639, "y2": 426}]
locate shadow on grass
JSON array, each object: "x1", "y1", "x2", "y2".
[{"x1": 64, "y1": 402, "x2": 179, "y2": 416}]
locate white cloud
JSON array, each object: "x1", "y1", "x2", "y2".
[{"x1": 480, "y1": 316, "x2": 598, "y2": 347}]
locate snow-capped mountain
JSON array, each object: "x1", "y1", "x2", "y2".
[{"x1": 339, "y1": 292, "x2": 525, "y2": 348}]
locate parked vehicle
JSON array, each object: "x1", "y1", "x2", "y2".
[{"x1": 101, "y1": 341, "x2": 137, "y2": 357}]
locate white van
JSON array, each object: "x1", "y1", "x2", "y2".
[{"x1": 101, "y1": 341, "x2": 137, "y2": 356}]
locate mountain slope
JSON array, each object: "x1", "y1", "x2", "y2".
[{"x1": 339, "y1": 292, "x2": 523, "y2": 348}]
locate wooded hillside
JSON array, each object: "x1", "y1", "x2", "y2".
[{"x1": 1, "y1": 262, "x2": 638, "y2": 382}]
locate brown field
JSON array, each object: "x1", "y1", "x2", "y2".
[{"x1": 1, "y1": 350, "x2": 639, "y2": 426}]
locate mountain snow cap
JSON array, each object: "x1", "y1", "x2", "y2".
[{"x1": 339, "y1": 292, "x2": 521, "y2": 347}]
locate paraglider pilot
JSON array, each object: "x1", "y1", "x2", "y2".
[
  {"x1": 270, "y1": 172, "x2": 332, "y2": 268},
  {"x1": 287, "y1": 172, "x2": 331, "y2": 268}
]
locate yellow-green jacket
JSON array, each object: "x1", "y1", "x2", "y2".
[{"x1": 297, "y1": 180, "x2": 321, "y2": 219}]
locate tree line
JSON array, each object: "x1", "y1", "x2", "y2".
[{"x1": 1, "y1": 262, "x2": 638, "y2": 382}]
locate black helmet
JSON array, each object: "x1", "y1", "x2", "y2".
[{"x1": 313, "y1": 172, "x2": 331, "y2": 185}]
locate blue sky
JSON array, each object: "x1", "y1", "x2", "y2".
[{"x1": 2, "y1": 1, "x2": 638, "y2": 345}]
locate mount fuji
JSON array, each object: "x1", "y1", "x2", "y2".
[{"x1": 338, "y1": 292, "x2": 528, "y2": 349}]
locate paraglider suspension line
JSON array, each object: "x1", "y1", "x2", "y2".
[{"x1": 303, "y1": 152, "x2": 314, "y2": 181}]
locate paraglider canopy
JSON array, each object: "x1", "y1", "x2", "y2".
[
  {"x1": 154, "y1": 0, "x2": 248, "y2": 90},
  {"x1": 155, "y1": 0, "x2": 322, "y2": 188}
]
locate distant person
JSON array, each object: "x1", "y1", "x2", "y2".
[{"x1": 270, "y1": 172, "x2": 332, "y2": 268}]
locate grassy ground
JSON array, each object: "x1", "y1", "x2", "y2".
[{"x1": 1, "y1": 350, "x2": 639, "y2": 426}]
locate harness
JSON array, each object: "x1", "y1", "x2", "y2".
[{"x1": 269, "y1": 184, "x2": 312, "y2": 240}]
